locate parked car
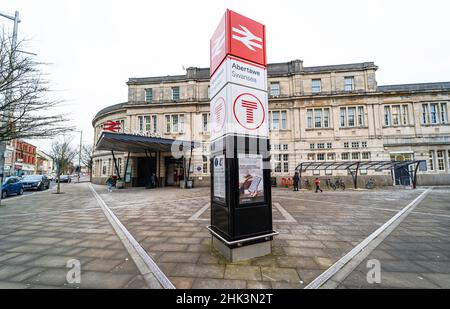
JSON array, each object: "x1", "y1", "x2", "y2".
[
  {"x1": 46, "y1": 174, "x2": 54, "y2": 181},
  {"x1": 20, "y1": 175, "x2": 51, "y2": 191},
  {"x1": 58, "y1": 175, "x2": 72, "y2": 183},
  {"x1": 1, "y1": 176, "x2": 24, "y2": 198}
]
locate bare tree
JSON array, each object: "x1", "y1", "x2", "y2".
[
  {"x1": 81, "y1": 144, "x2": 94, "y2": 182},
  {"x1": 0, "y1": 33, "x2": 71, "y2": 142},
  {"x1": 51, "y1": 137, "x2": 77, "y2": 194}
]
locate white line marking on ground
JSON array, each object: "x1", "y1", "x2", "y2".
[
  {"x1": 273, "y1": 202, "x2": 297, "y2": 223},
  {"x1": 89, "y1": 184, "x2": 175, "y2": 289},
  {"x1": 305, "y1": 187, "x2": 433, "y2": 289},
  {"x1": 188, "y1": 203, "x2": 210, "y2": 221}
]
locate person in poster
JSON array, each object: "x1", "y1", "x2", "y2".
[{"x1": 238, "y1": 155, "x2": 264, "y2": 204}]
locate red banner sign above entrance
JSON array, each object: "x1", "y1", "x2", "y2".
[{"x1": 210, "y1": 10, "x2": 267, "y2": 77}]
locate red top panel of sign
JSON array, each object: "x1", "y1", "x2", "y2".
[{"x1": 210, "y1": 10, "x2": 267, "y2": 77}]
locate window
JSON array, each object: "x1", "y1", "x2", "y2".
[
  {"x1": 344, "y1": 142, "x2": 349, "y2": 149},
  {"x1": 171, "y1": 87, "x2": 180, "y2": 101},
  {"x1": 165, "y1": 114, "x2": 185, "y2": 133},
  {"x1": 138, "y1": 115, "x2": 157, "y2": 133},
  {"x1": 441, "y1": 103, "x2": 448, "y2": 124},
  {"x1": 202, "y1": 156, "x2": 209, "y2": 174},
  {"x1": 283, "y1": 144, "x2": 289, "y2": 151},
  {"x1": 310, "y1": 144, "x2": 315, "y2": 150},
  {"x1": 308, "y1": 154, "x2": 316, "y2": 161},
  {"x1": 307, "y1": 108, "x2": 330, "y2": 129},
  {"x1": 341, "y1": 153, "x2": 349, "y2": 160},
  {"x1": 274, "y1": 154, "x2": 289, "y2": 173},
  {"x1": 384, "y1": 106, "x2": 391, "y2": 126},
  {"x1": 317, "y1": 154, "x2": 325, "y2": 161},
  {"x1": 327, "y1": 143, "x2": 332, "y2": 149},
  {"x1": 362, "y1": 152, "x2": 371, "y2": 160},
  {"x1": 312, "y1": 79, "x2": 322, "y2": 93},
  {"x1": 422, "y1": 103, "x2": 448, "y2": 125},
  {"x1": 327, "y1": 153, "x2": 336, "y2": 161},
  {"x1": 270, "y1": 111, "x2": 287, "y2": 130},
  {"x1": 428, "y1": 150, "x2": 435, "y2": 171},
  {"x1": 202, "y1": 114, "x2": 210, "y2": 133},
  {"x1": 202, "y1": 144, "x2": 210, "y2": 153},
  {"x1": 145, "y1": 89, "x2": 153, "y2": 103},
  {"x1": 344, "y1": 77, "x2": 354, "y2": 91},
  {"x1": 118, "y1": 158, "x2": 122, "y2": 175},
  {"x1": 340, "y1": 106, "x2": 365, "y2": 127},
  {"x1": 352, "y1": 142, "x2": 360, "y2": 148},
  {"x1": 391, "y1": 105, "x2": 401, "y2": 126},
  {"x1": 437, "y1": 150, "x2": 445, "y2": 171},
  {"x1": 317, "y1": 143, "x2": 325, "y2": 149},
  {"x1": 362, "y1": 142, "x2": 368, "y2": 148},
  {"x1": 315, "y1": 109, "x2": 322, "y2": 128},
  {"x1": 448, "y1": 150, "x2": 450, "y2": 170},
  {"x1": 402, "y1": 105, "x2": 409, "y2": 125},
  {"x1": 307, "y1": 110, "x2": 313, "y2": 129},
  {"x1": 348, "y1": 107, "x2": 356, "y2": 127},
  {"x1": 270, "y1": 82, "x2": 281, "y2": 96},
  {"x1": 352, "y1": 153, "x2": 360, "y2": 160}
]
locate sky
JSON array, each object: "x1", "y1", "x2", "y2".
[{"x1": 1, "y1": 0, "x2": 450, "y2": 153}]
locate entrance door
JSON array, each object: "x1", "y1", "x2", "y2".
[
  {"x1": 165, "y1": 157, "x2": 184, "y2": 186},
  {"x1": 137, "y1": 157, "x2": 157, "y2": 187}
]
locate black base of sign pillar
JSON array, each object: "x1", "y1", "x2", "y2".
[{"x1": 209, "y1": 135, "x2": 277, "y2": 262}]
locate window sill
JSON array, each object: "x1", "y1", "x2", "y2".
[
  {"x1": 339, "y1": 126, "x2": 369, "y2": 130},
  {"x1": 382, "y1": 125, "x2": 414, "y2": 128},
  {"x1": 421, "y1": 123, "x2": 450, "y2": 127},
  {"x1": 305, "y1": 127, "x2": 333, "y2": 131}
]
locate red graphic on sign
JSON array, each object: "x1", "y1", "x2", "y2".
[
  {"x1": 210, "y1": 10, "x2": 266, "y2": 77},
  {"x1": 212, "y1": 97, "x2": 226, "y2": 133},
  {"x1": 229, "y1": 10, "x2": 266, "y2": 67},
  {"x1": 103, "y1": 120, "x2": 121, "y2": 133},
  {"x1": 233, "y1": 93, "x2": 266, "y2": 131},
  {"x1": 241, "y1": 100, "x2": 258, "y2": 124}
]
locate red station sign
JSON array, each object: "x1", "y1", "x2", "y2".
[{"x1": 210, "y1": 10, "x2": 267, "y2": 77}]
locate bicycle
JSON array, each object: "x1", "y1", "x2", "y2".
[
  {"x1": 326, "y1": 179, "x2": 336, "y2": 190},
  {"x1": 366, "y1": 178, "x2": 376, "y2": 189},
  {"x1": 304, "y1": 179, "x2": 312, "y2": 190},
  {"x1": 334, "y1": 178, "x2": 346, "y2": 190}
]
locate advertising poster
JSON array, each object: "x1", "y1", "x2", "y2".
[
  {"x1": 238, "y1": 154, "x2": 265, "y2": 204},
  {"x1": 213, "y1": 155, "x2": 226, "y2": 202}
]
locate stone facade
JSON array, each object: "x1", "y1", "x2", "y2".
[{"x1": 91, "y1": 60, "x2": 450, "y2": 187}]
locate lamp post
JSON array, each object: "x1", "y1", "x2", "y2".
[{"x1": 0, "y1": 10, "x2": 20, "y2": 206}]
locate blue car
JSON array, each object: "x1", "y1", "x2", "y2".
[{"x1": 1, "y1": 176, "x2": 24, "y2": 199}]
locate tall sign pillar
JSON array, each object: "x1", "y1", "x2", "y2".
[{"x1": 208, "y1": 10, "x2": 277, "y2": 262}]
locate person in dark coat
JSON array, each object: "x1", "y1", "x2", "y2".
[{"x1": 293, "y1": 172, "x2": 300, "y2": 191}]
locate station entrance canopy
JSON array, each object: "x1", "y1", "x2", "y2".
[
  {"x1": 96, "y1": 132, "x2": 200, "y2": 185},
  {"x1": 295, "y1": 160, "x2": 426, "y2": 189}
]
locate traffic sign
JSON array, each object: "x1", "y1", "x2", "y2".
[{"x1": 210, "y1": 10, "x2": 267, "y2": 76}]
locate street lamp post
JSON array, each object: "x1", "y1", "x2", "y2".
[
  {"x1": 78, "y1": 130, "x2": 82, "y2": 183},
  {"x1": 0, "y1": 10, "x2": 21, "y2": 205}
]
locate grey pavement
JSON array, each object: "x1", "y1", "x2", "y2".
[{"x1": 1, "y1": 181, "x2": 449, "y2": 289}]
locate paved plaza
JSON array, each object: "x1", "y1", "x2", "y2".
[{"x1": 0, "y1": 182, "x2": 449, "y2": 289}]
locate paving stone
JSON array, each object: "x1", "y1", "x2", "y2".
[
  {"x1": 1, "y1": 253, "x2": 41, "y2": 265},
  {"x1": 286, "y1": 240, "x2": 325, "y2": 249},
  {"x1": 157, "y1": 252, "x2": 200, "y2": 264},
  {"x1": 261, "y1": 267, "x2": 301, "y2": 284},
  {"x1": 192, "y1": 278, "x2": 246, "y2": 289},
  {"x1": 378, "y1": 272, "x2": 440, "y2": 289},
  {"x1": 422, "y1": 273, "x2": 450, "y2": 288},
  {"x1": 171, "y1": 264, "x2": 225, "y2": 279},
  {"x1": 284, "y1": 247, "x2": 328, "y2": 258},
  {"x1": 9, "y1": 267, "x2": 45, "y2": 282},
  {"x1": 149, "y1": 243, "x2": 189, "y2": 252},
  {"x1": 0, "y1": 281, "x2": 30, "y2": 289},
  {"x1": 0, "y1": 252, "x2": 21, "y2": 263},
  {"x1": 277, "y1": 257, "x2": 318, "y2": 269},
  {"x1": 0, "y1": 265, "x2": 29, "y2": 280},
  {"x1": 28, "y1": 269, "x2": 69, "y2": 286},
  {"x1": 246, "y1": 281, "x2": 272, "y2": 289},
  {"x1": 224, "y1": 265, "x2": 262, "y2": 281},
  {"x1": 83, "y1": 259, "x2": 124, "y2": 272},
  {"x1": 170, "y1": 277, "x2": 195, "y2": 289}
]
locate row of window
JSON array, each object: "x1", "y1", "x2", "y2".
[
  {"x1": 15, "y1": 153, "x2": 36, "y2": 165},
  {"x1": 145, "y1": 87, "x2": 180, "y2": 103},
  {"x1": 115, "y1": 102, "x2": 449, "y2": 137},
  {"x1": 308, "y1": 152, "x2": 371, "y2": 161},
  {"x1": 269, "y1": 77, "x2": 355, "y2": 97},
  {"x1": 428, "y1": 150, "x2": 450, "y2": 171},
  {"x1": 307, "y1": 106, "x2": 366, "y2": 129},
  {"x1": 143, "y1": 76, "x2": 357, "y2": 103}
]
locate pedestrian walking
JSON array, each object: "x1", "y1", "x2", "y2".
[
  {"x1": 315, "y1": 178, "x2": 323, "y2": 193},
  {"x1": 106, "y1": 176, "x2": 114, "y2": 193},
  {"x1": 293, "y1": 172, "x2": 300, "y2": 192},
  {"x1": 151, "y1": 173, "x2": 157, "y2": 188}
]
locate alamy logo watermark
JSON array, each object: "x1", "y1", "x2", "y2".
[
  {"x1": 66, "y1": 259, "x2": 81, "y2": 284},
  {"x1": 366, "y1": 259, "x2": 381, "y2": 284}
]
